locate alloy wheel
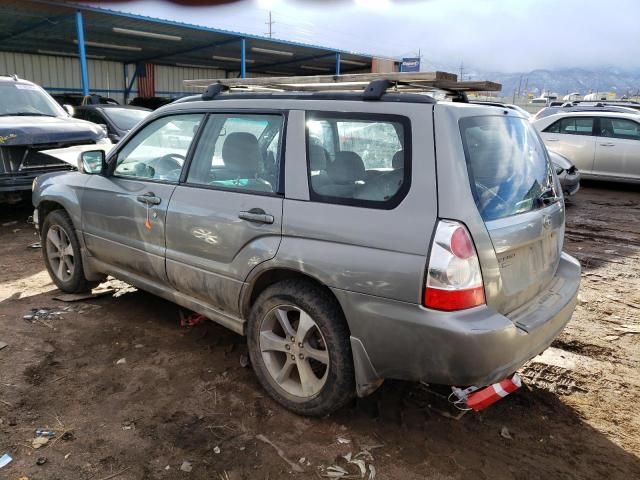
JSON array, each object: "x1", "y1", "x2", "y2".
[
  {"x1": 45, "y1": 225, "x2": 75, "y2": 282},
  {"x1": 259, "y1": 305, "x2": 330, "y2": 398}
]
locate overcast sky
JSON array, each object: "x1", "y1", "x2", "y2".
[{"x1": 97, "y1": 0, "x2": 640, "y2": 73}]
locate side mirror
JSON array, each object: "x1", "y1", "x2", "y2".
[
  {"x1": 63, "y1": 104, "x2": 74, "y2": 116},
  {"x1": 79, "y1": 150, "x2": 106, "y2": 175},
  {"x1": 98, "y1": 124, "x2": 109, "y2": 135}
]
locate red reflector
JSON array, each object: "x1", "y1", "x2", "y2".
[
  {"x1": 450, "y1": 227, "x2": 474, "y2": 259},
  {"x1": 424, "y1": 286, "x2": 485, "y2": 311}
]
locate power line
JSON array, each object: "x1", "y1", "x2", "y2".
[{"x1": 265, "y1": 11, "x2": 275, "y2": 38}]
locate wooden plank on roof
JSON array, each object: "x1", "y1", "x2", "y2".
[{"x1": 184, "y1": 71, "x2": 458, "y2": 88}]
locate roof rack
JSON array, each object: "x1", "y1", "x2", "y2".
[
  {"x1": 570, "y1": 99, "x2": 640, "y2": 105},
  {"x1": 184, "y1": 71, "x2": 501, "y2": 102}
]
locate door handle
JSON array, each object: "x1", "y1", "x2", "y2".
[
  {"x1": 599, "y1": 142, "x2": 615, "y2": 147},
  {"x1": 239, "y1": 208, "x2": 274, "y2": 224},
  {"x1": 136, "y1": 192, "x2": 162, "y2": 205},
  {"x1": 546, "y1": 138, "x2": 559, "y2": 142}
]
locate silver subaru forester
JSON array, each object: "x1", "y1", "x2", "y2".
[{"x1": 32, "y1": 79, "x2": 581, "y2": 415}]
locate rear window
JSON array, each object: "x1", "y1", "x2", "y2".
[
  {"x1": 460, "y1": 115, "x2": 553, "y2": 221},
  {"x1": 104, "y1": 108, "x2": 150, "y2": 131}
]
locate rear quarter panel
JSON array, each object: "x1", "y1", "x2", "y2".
[{"x1": 263, "y1": 102, "x2": 437, "y2": 305}]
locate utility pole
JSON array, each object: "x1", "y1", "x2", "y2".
[
  {"x1": 459, "y1": 61, "x2": 464, "y2": 81},
  {"x1": 265, "y1": 11, "x2": 275, "y2": 38}
]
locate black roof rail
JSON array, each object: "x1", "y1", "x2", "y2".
[{"x1": 202, "y1": 83, "x2": 230, "y2": 100}]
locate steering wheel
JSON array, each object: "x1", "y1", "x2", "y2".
[{"x1": 150, "y1": 153, "x2": 185, "y2": 176}]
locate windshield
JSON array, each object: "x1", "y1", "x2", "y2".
[
  {"x1": 103, "y1": 108, "x2": 151, "y2": 131},
  {"x1": 460, "y1": 115, "x2": 553, "y2": 222},
  {"x1": 0, "y1": 83, "x2": 66, "y2": 117}
]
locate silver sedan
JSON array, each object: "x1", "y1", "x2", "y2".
[{"x1": 533, "y1": 111, "x2": 640, "y2": 183}]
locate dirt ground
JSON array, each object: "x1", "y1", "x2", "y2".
[{"x1": 0, "y1": 182, "x2": 639, "y2": 480}]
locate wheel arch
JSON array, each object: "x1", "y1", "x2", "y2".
[
  {"x1": 241, "y1": 267, "x2": 346, "y2": 326},
  {"x1": 37, "y1": 200, "x2": 67, "y2": 233}
]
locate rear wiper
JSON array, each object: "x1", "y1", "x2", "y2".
[{"x1": 536, "y1": 186, "x2": 561, "y2": 206}]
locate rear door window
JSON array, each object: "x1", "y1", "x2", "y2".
[
  {"x1": 460, "y1": 115, "x2": 554, "y2": 221},
  {"x1": 599, "y1": 117, "x2": 640, "y2": 140},
  {"x1": 306, "y1": 112, "x2": 410, "y2": 208}
]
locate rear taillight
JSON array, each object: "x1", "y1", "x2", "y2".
[{"x1": 424, "y1": 220, "x2": 485, "y2": 311}]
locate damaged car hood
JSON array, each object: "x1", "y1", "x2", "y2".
[
  {"x1": 0, "y1": 116, "x2": 105, "y2": 146},
  {"x1": 40, "y1": 144, "x2": 114, "y2": 168}
]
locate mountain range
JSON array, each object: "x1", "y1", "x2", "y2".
[{"x1": 476, "y1": 68, "x2": 640, "y2": 97}]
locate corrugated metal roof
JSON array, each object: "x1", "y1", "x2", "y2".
[{"x1": 0, "y1": 0, "x2": 376, "y2": 74}]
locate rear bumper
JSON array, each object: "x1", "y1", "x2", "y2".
[{"x1": 335, "y1": 252, "x2": 581, "y2": 389}]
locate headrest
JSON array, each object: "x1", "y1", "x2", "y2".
[
  {"x1": 392, "y1": 150, "x2": 404, "y2": 169},
  {"x1": 309, "y1": 145, "x2": 328, "y2": 170},
  {"x1": 327, "y1": 151, "x2": 365, "y2": 184},
  {"x1": 222, "y1": 132, "x2": 260, "y2": 174}
]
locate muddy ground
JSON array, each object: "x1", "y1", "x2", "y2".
[{"x1": 0, "y1": 182, "x2": 639, "y2": 480}]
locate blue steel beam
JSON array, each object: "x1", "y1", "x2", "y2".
[
  {"x1": 75, "y1": 10, "x2": 89, "y2": 96},
  {"x1": 240, "y1": 38, "x2": 246, "y2": 79},
  {"x1": 335, "y1": 52, "x2": 341, "y2": 75}
]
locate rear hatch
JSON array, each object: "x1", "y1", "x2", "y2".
[{"x1": 436, "y1": 106, "x2": 564, "y2": 317}]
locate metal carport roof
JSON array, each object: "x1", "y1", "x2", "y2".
[
  {"x1": 1, "y1": 0, "x2": 381, "y2": 100},
  {"x1": 0, "y1": 0, "x2": 374, "y2": 77}
]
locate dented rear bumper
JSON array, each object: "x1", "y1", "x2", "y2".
[{"x1": 334, "y1": 253, "x2": 581, "y2": 394}]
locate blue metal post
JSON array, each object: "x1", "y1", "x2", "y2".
[
  {"x1": 335, "y1": 52, "x2": 341, "y2": 75},
  {"x1": 75, "y1": 11, "x2": 89, "y2": 96},
  {"x1": 240, "y1": 38, "x2": 246, "y2": 79}
]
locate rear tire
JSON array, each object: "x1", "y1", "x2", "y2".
[
  {"x1": 41, "y1": 209, "x2": 98, "y2": 293},
  {"x1": 247, "y1": 280, "x2": 355, "y2": 416}
]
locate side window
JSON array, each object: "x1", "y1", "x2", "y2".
[
  {"x1": 600, "y1": 118, "x2": 640, "y2": 140},
  {"x1": 307, "y1": 119, "x2": 336, "y2": 160},
  {"x1": 187, "y1": 114, "x2": 284, "y2": 194},
  {"x1": 85, "y1": 110, "x2": 106, "y2": 126},
  {"x1": 555, "y1": 117, "x2": 594, "y2": 136},
  {"x1": 114, "y1": 114, "x2": 203, "y2": 183},
  {"x1": 543, "y1": 120, "x2": 560, "y2": 133},
  {"x1": 306, "y1": 112, "x2": 410, "y2": 208}
]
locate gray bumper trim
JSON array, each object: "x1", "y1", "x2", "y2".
[{"x1": 333, "y1": 253, "x2": 581, "y2": 388}]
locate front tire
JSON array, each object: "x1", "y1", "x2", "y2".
[
  {"x1": 247, "y1": 280, "x2": 355, "y2": 416},
  {"x1": 42, "y1": 209, "x2": 97, "y2": 293}
]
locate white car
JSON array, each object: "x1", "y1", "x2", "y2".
[{"x1": 533, "y1": 111, "x2": 640, "y2": 183}]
